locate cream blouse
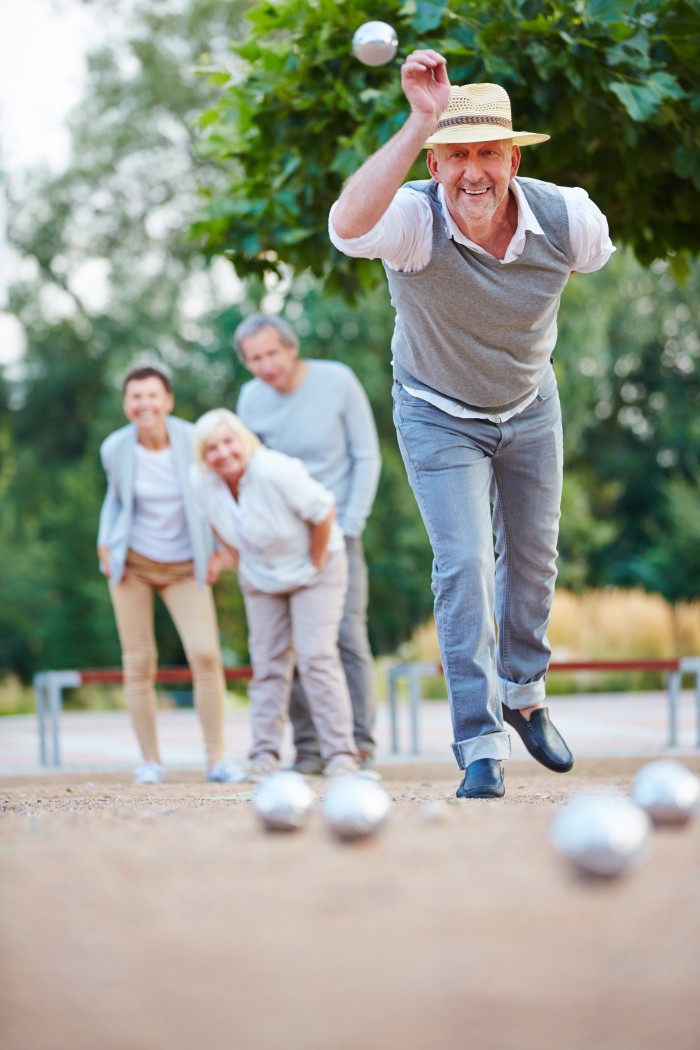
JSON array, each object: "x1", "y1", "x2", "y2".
[{"x1": 191, "y1": 447, "x2": 343, "y2": 594}]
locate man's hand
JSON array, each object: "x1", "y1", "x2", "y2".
[
  {"x1": 331, "y1": 50, "x2": 450, "y2": 241},
  {"x1": 401, "y1": 50, "x2": 451, "y2": 121},
  {"x1": 206, "y1": 547, "x2": 238, "y2": 585}
]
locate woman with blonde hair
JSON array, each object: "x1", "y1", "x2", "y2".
[{"x1": 191, "y1": 408, "x2": 359, "y2": 779}]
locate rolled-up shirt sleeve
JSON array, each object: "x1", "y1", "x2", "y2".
[
  {"x1": 329, "y1": 188, "x2": 433, "y2": 272},
  {"x1": 272, "y1": 455, "x2": 336, "y2": 525},
  {"x1": 560, "y1": 187, "x2": 615, "y2": 273}
]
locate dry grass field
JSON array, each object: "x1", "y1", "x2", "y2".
[
  {"x1": 2, "y1": 756, "x2": 699, "y2": 1050},
  {"x1": 410, "y1": 588, "x2": 700, "y2": 665}
]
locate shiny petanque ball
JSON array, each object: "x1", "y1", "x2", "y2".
[
  {"x1": 550, "y1": 794, "x2": 652, "y2": 877},
  {"x1": 322, "y1": 776, "x2": 390, "y2": 841},
  {"x1": 352, "y1": 21, "x2": 399, "y2": 66},
  {"x1": 631, "y1": 760, "x2": 700, "y2": 826},
  {"x1": 254, "y1": 771, "x2": 314, "y2": 833}
]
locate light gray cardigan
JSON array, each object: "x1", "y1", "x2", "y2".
[{"x1": 97, "y1": 415, "x2": 215, "y2": 586}]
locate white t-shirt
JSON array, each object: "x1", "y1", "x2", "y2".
[{"x1": 130, "y1": 444, "x2": 193, "y2": 563}]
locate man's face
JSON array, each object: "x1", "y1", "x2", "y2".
[
  {"x1": 239, "y1": 325, "x2": 299, "y2": 394},
  {"x1": 427, "y1": 140, "x2": 520, "y2": 232}
]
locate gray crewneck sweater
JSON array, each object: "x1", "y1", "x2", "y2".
[
  {"x1": 236, "y1": 360, "x2": 380, "y2": 538},
  {"x1": 385, "y1": 176, "x2": 574, "y2": 415}
]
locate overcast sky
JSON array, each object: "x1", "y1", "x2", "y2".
[
  {"x1": 0, "y1": 0, "x2": 104, "y2": 353},
  {"x1": 0, "y1": 0, "x2": 102, "y2": 173}
]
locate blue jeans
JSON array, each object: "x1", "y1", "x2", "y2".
[{"x1": 392, "y1": 369, "x2": 563, "y2": 768}]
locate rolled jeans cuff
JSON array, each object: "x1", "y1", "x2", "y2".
[
  {"x1": 499, "y1": 676, "x2": 547, "y2": 711},
  {"x1": 452, "y1": 730, "x2": 511, "y2": 770}
]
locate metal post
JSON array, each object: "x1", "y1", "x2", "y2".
[
  {"x1": 387, "y1": 665, "x2": 400, "y2": 755},
  {"x1": 34, "y1": 671, "x2": 83, "y2": 767},
  {"x1": 49, "y1": 675, "x2": 62, "y2": 766},
  {"x1": 680, "y1": 658, "x2": 700, "y2": 748},
  {"x1": 34, "y1": 673, "x2": 48, "y2": 765},
  {"x1": 667, "y1": 670, "x2": 681, "y2": 748},
  {"x1": 408, "y1": 664, "x2": 421, "y2": 755}
]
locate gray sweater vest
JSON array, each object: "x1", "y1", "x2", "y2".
[{"x1": 385, "y1": 176, "x2": 574, "y2": 414}]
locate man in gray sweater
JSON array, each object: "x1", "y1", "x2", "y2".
[
  {"x1": 235, "y1": 314, "x2": 381, "y2": 773},
  {"x1": 329, "y1": 50, "x2": 614, "y2": 798}
]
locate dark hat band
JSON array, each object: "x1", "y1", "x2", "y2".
[{"x1": 436, "y1": 114, "x2": 513, "y2": 131}]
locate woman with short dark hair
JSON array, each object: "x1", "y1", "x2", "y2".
[{"x1": 97, "y1": 367, "x2": 243, "y2": 785}]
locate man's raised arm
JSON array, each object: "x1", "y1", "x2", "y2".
[{"x1": 331, "y1": 50, "x2": 451, "y2": 240}]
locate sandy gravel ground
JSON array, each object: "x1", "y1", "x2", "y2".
[{"x1": 1, "y1": 755, "x2": 699, "y2": 1050}]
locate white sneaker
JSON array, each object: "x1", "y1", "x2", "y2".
[
  {"x1": 358, "y1": 767, "x2": 382, "y2": 781},
  {"x1": 247, "y1": 753, "x2": 280, "y2": 782},
  {"x1": 134, "y1": 762, "x2": 165, "y2": 785},
  {"x1": 207, "y1": 759, "x2": 247, "y2": 784},
  {"x1": 324, "y1": 754, "x2": 360, "y2": 778}
]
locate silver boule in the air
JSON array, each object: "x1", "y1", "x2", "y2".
[
  {"x1": 550, "y1": 794, "x2": 652, "y2": 877},
  {"x1": 322, "y1": 776, "x2": 390, "y2": 840},
  {"x1": 352, "y1": 21, "x2": 399, "y2": 66},
  {"x1": 254, "y1": 770, "x2": 314, "y2": 832},
  {"x1": 631, "y1": 760, "x2": 700, "y2": 825}
]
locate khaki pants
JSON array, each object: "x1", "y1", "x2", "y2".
[
  {"x1": 108, "y1": 550, "x2": 227, "y2": 766},
  {"x1": 242, "y1": 550, "x2": 356, "y2": 762}
]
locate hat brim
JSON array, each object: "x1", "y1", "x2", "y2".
[{"x1": 424, "y1": 127, "x2": 550, "y2": 148}]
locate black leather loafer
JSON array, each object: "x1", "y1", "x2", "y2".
[
  {"x1": 456, "y1": 758, "x2": 505, "y2": 799},
  {"x1": 502, "y1": 706, "x2": 574, "y2": 773}
]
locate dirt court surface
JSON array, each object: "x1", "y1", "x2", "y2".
[{"x1": 1, "y1": 755, "x2": 699, "y2": 1050}]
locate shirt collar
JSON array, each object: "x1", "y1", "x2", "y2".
[{"x1": 437, "y1": 179, "x2": 544, "y2": 261}]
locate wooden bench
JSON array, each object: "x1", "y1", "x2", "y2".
[
  {"x1": 386, "y1": 657, "x2": 700, "y2": 755},
  {"x1": 33, "y1": 666, "x2": 252, "y2": 767}
]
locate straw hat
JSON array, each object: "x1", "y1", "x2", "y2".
[{"x1": 424, "y1": 83, "x2": 549, "y2": 148}]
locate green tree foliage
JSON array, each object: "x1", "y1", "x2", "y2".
[
  {"x1": 1, "y1": 0, "x2": 253, "y2": 679},
  {"x1": 193, "y1": 0, "x2": 700, "y2": 297},
  {"x1": 557, "y1": 250, "x2": 700, "y2": 601}
]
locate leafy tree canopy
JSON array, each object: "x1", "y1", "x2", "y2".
[{"x1": 193, "y1": 0, "x2": 700, "y2": 298}]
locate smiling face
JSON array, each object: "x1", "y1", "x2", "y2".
[
  {"x1": 238, "y1": 324, "x2": 302, "y2": 395},
  {"x1": 202, "y1": 426, "x2": 247, "y2": 485},
  {"x1": 427, "y1": 139, "x2": 520, "y2": 234},
  {"x1": 122, "y1": 375, "x2": 174, "y2": 433}
]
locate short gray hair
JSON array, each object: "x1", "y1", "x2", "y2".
[{"x1": 233, "y1": 313, "x2": 299, "y2": 362}]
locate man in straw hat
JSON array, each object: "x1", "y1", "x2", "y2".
[{"x1": 330, "y1": 50, "x2": 614, "y2": 799}]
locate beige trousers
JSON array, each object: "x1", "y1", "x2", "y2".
[
  {"x1": 108, "y1": 550, "x2": 227, "y2": 766},
  {"x1": 242, "y1": 550, "x2": 357, "y2": 762}
]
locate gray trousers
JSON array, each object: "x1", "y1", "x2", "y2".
[
  {"x1": 242, "y1": 550, "x2": 357, "y2": 762},
  {"x1": 289, "y1": 535, "x2": 376, "y2": 759}
]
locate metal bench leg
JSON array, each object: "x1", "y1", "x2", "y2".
[
  {"x1": 667, "y1": 671, "x2": 681, "y2": 748},
  {"x1": 408, "y1": 665, "x2": 421, "y2": 755},
  {"x1": 34, "y1": 674, "x2": 48, "y2": 766},
  {"x1": 34, "y1": 671, "x2": 81, "y2": 767},
  {"x1": 48, "y1": 675, "x2": 63, "y2": 766},
  {"x1": 387, "y1": 668, "x2": 400, "y2": 756}
]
